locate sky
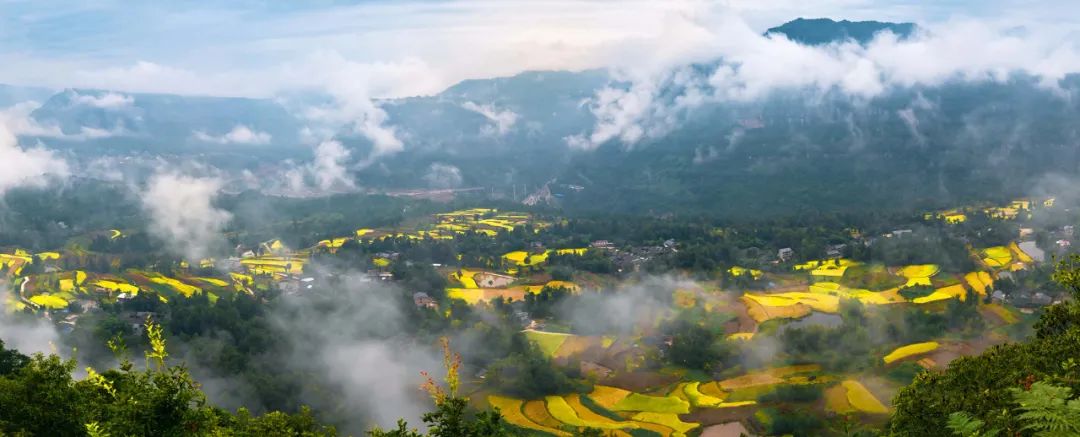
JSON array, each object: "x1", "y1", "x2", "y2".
[{"x1": 1, "y1": 0, "x2": 1077, "y2": 99}]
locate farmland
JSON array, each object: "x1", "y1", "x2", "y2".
[{"x1": 0, "y1": 196, "x2": 1071, "y2": 436}]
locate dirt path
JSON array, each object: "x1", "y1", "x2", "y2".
[{"x1": 18, "y1": 276, "x2": 33, "y2": 308}]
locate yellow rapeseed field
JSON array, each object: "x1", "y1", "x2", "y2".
[
  {"x1": 682, "y1": 382, "x2": 725, "y2": 407},
  {"x1": 964, "y1": 271, "x2": 994, "y2": 296},
  {"x1": 981, "y1": 246, "x2": 1013, "y2": 267},
  {"x1": 149, "y1": 276, "x2": 201, "y2": 298},
  {"x1": 525, "y1": 330, "x2": 573, "y2": 357},
  {"x1": 488, "y1": 396, "x2": 570, "y2": 436},
  {"x1": 717, "y1": 365, "x2": 820, "y2": 391},
  {"x1": 450, "y1": 269, "x2": 480, "y2": 288},
  {"x1": 446, "y1": 288, "x2": 483, "y2": 304},
  {"x1": 241, "y1": 256, "x2": 307, "y2": 274},
  {"x1": 565, "y1": 394, "x2": 625, "y2": 426},
  {"x1": 841, "y1": 380, "x2": 888, "y2": 414},
  {"x1": 504, "y1": 250, "x2": 550, "y2": 266},
  {"x1": 824, "y1": 385, "x2": 854, "y2": 413},
  {"x1": 229, "y1": 273, "x2": 254, "y2": 285},
  {"x1": 1009, "y1": 242, "x2": 1034, "y2": 264},
  {"x1": 899, "y1": 264, "x2": 940, "y2": 287},
  {"x1": 543, "y1": 280, "x2": 579, "y2": 291},
  {"x1": 741, "y1": 297, "x2": 811, "y2": 323},
  {"x1": 984, "y1": 303, "x2": 1019, "y2": 324},
  {"x1": 317, "y1": 238, "x2": 350, "y2": 249},
  {"x1": 745, "y1": 292, "x2": 840, "y2": 313},
  {"x1": 912, "y1": 284, "x2": 967, "y2": 304},
  {"x1": 795, "y1": 259, "x2": 858, "y2": 278},
  {"x1": 546, "y1": 396, "x2": 634, "y2": 430},
  {"x1": 587, "y1": 386, "x2": 631, "y2": 409},
  {"x1": 524, "y1": 281, "x2": 581, "y2": 294},
  {"x1": 58, "y1": 271, "x2": 88, "y2": 292},
  {"x1": 613, "y1": 393, "x2": 691, "y2": 414},
  {"x1": 93, "y1": 280, "x2": 139, "y2": 294},
  {"x1": 30, "y1": 294, "x2": 69, "y2": 309},
  {"x1": 728, "y1": 266, "x2": 763, "y2": 279},
  {"x1": 883, "y1": 341, "x2": 940, "y2": 364},
  {"x1": 555, "y1": 248, "x2": 588, "y2": 256},
  {"x1": 629, "y1": 412, "x2": 698, "y2": 435},
  {"x1": 194, "y1": 277, "x2": 229, "y2": 287},
  {"x1": 521, "y1": 400, "x2": 565, "y2": 429}
]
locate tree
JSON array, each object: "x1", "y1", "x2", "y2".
[
  {"x1": 948, "y1": 381, "x2": 1080, "y2": 437},
  {"x1": 661, "y1": 309, "x2": 733, "y2": 372},
  {"x1": 485, "y1": 333, "x2": 578, "y2": 399},
  {"x1": 369, "y1": 338, "x2": 513, "y2": 437},
  {"x1": 890, "y1": 256, "x2": 1080, "y2": 435},
  {"x1": 0, "y1": 319, "x2": 336, "y2": 436},
  {"x1": 0, "y1": 339, "x2": 29, "y2": 376}
]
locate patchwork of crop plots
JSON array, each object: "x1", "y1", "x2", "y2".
[{"x1": 490, "y1": 365, "x2": 823, "y2": 436}]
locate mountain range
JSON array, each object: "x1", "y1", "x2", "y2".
[{"x1": 7, "y1": 18, "x2": 1077, "y2": 218}]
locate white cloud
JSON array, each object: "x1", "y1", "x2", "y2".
[
  {"x1": 281, "y1": 139, "x2": 356, "y2": 195},
  {"x1": 423, "y1": 163, "x2": 463, "y2": 189},
  {"x1": 71, "y1": 91, "x2": 134, "y2": 109},
  {"x1": 0, "y1": 102, "x2": 66, "y2": 138},
  {"x1": 1, "y1": 101, "x2": 127, "y2": 141},
  {"x1": 73, "y1": 61, "x2": 211, "y2": 96},
  {"x1": 569, "y1": 13, "x2": 1080, "y2": 150},
  {"x1": 0, "y1": 305, "x2": 62, "y2": 356},
  {"x1": 0, "y1": 105, "x2": 70, "y2": 196},
  {"x1": 194, "y1": 125, "x2": 272, "y2": 145},
  {"x1": 3, "y1": 2, "x2": 1080, "y2": 155},
  {"x1": 310, "y1": 139, "x2": 354, "y2": 191},
  {"x1": 141, "y1": 171, "x2": 232, "y2": 260},
  {"x1": 461, "y1": 101, "x2": 519, "y2": 136},
  {"x1": 283, "y1": 52, "x2": 424, "y2": 160},
  {"x1": 271, "y1": 275, "x2": 440, "y2": 431}
]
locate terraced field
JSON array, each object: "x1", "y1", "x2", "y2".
[
  {"x1": 490, "y1": 365, "x2": 825, "y2": 436},
  {"x1": 963, "y1": 271, "x2": 994, "y2": 296},
  {"x1": 883, "y1": 342, "x2": 940, "y2": 364},
  {"x1": 912, "y1": 284, "x2": 967, "y2": 304},
  {"x1": 899, "y1": 264, "x2": 939, "y2": 287}
]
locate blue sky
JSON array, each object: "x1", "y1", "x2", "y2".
[{"x1": 0, "y1": 0, "x2": 1074, "y2": 97}]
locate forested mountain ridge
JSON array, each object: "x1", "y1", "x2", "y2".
[
  {"x1": 765, "y1": 17, "x2": 918, "y2": 45},
  {"x1": 4, "y1": 18, "x2": 1077, "y2": 219}
]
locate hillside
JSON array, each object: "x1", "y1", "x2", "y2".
[
  {"x1": 765, "y1": 17, "x2": 917, "y2": 45},
  {"x1": 3, "y1": 19, "x2": 1076, "y2": 220}
]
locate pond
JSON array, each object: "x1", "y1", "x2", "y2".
[{"x1": 776, "y1": 312, "x2": 843, "y2": 335}]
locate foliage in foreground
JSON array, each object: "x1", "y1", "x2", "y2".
[
  {"x1": 368, "y1": 338, "x2": 514, "y2": 437},
  {"x1": 947, "y1": 381, "x2": 1080, "y2": 436},
  {"x1": 0, "y1": 319, "x2": 335, "y2": 437},
  {"x1": 890, "y1": 255, "x2": 1080, "y2": 435}
]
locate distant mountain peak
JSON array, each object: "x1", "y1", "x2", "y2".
[{"x1": 766, "y1": 17, "x2": 917, "y2": 46}]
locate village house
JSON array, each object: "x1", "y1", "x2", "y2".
[
  {"x1": 590, "y1": 240, "x2": 615, "y2": 249},
  {"x1": 412, "y1": 292, "x2": 437, "y2": 309}
]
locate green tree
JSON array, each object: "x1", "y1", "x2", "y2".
[
  {"x1": 0, "y1": 319, "x2": 336, "y2": 436},
  {"x1": 0, "y1": 339, "x2": 29, "y2": 376},
  {"x1": 948, "y1": 381, "x2": 1080, "y2": 437},
  {"x1": 890, "y1": 256, "x2": 1080, "y2": 435},
  {"x1": 369, "y1": 338, "x2": 513, "y2": 437}
]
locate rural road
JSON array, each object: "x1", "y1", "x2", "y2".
[{"x1": 18, "y1": 276, "x2": 32, "y2": 308}]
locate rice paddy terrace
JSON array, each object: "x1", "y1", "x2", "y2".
[{"x1": 0, "y1": 198, "x2": 1064, "y2": 435}]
